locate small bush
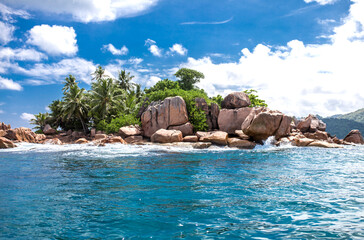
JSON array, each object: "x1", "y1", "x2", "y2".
[{"x1": 96, "y1": 114, "x2": 140, "y2": 134}]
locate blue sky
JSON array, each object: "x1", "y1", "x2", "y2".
[{"x1": 0, "y1": 0, "x2": 363, "y2": 128}]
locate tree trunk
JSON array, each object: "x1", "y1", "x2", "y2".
[{"x1": 79, "y1": 117, "x2": 88, "y2": 135}]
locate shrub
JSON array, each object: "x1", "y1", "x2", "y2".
[{"x1": 96, "y1": 114, "x2": 140, "y2": 134}]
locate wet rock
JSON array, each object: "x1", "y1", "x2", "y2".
[
  {"x1": 75, "y1": 138, "x2": 88, "y2": 144},
  {"x1": 125, "y1": 135, "x2": 144, "y2": 144},
  {"x1": 192, "y1": 142, "x2": 212, "y2": 149},
  {"x1": 119, "y1": 125, "x2": 142, "y2": 138},
  {"x1": 234, "y1": 130, "x2": 250, "y2": 140},
  {"x1": 168, "y1": 122, "x2": 194, "y2": 136},
  {"x1": 308, "y1": 140, "x2": 343, "y2": 148},
  {"x1": 151, "y1": 129, "x2": 183, "y2": 143},
  {"x1": 199, "y1": 131, "x2": 228, "y2": 145},
  {"x1": 141, "y1": 96, "x2": 189, "y2": 137},
  {"x1": 244, "y1": 112, "x2": 283, "y2": 141},
  {"x1": 221, "y1": 92, "x2": 251, "y2": 109},
  {"x1": 44, "y1": 138, "x2": 62, "y2": 145},
  {"x1": 0, "y1": 137, "x2": 16, "y2": 148},
  {"x1": 293, "y1": 137, "x2": 315, "y2": 147},
  {"x1": 183, "y1": 135, "x2": 198, "y2": 142},
  {"x1": 227, "y1": 138, "x2": 256, "y2": 149},
  {"x1": 343, "y1": 130, "x2": 364, "y2": 144},
  {"x1": 95, "y1": 134, "x2": 107, "y2": 140}
]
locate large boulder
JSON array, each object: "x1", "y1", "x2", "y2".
[
  {"x1": 218, "y1": 108, "x2": 252, "y2": 134},
  {"x1": 304, "y1": 130, "x2": 329, "y2": 141},
  {"x1": 95, "y1": 134, "x2": 107, "y2": 140},
  {"x1": 234, "y1": 130, "x2": 250, "y2": 140},
  {"x1": 43, "y1": 124, "x2": 57, "y2": 135},
  {"x1": 297, "y1": 115, "x2": 326, "y2": 133},
  {"x1": 0, "y1": 130, "x2": 6, "y2": 137},
  {"x1": 275, "y1": 115, "x2": 292, "y2": 140},
  {"x1": 119, "y1": 125, "x2": 142, "y2": 138},
  {"x1": 151, "y1": 129, "x2": 183, "y2": 143},
  {"x1": 343, "y1": 130, "x2": 364, "y2": 144},
  {"x1": 227, "y1": 138, "x2": 256, "y2": 149},
  {"x1": 243, "y1": 112, "x2": 283, "y2": 141},
  {"x1": 241, "y1": 107, "x2": 267, "y2": 131},
  {"x1": 44, "y1": 138, "x2": 62, "y2": 145},
  {"x1": 221, "y1": 92, "x2": 251, "y2": 109},
  {"x1": 198, "y1": 131, "x2": 228, "y2": 145},
  {"x1": 0, "y1": 137, "x2": 16, "y2": 148},
  {"x1": 125, "y1": 135, "x2": 143, "y2": 144},
  {"x1": 141, "y1": 96, "x2": 189, "y2": 137},
  {"x1": 5, "y1": 127, "x2": 37, "y2": 143},
  {"x1": 183, "y1": 135, "x2": 198, "y2": 142},
  {"x1": 168, "y1": 122, "x2": 193, "y2": 136}
]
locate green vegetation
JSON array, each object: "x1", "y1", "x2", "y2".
[
  {"x1": 243, "y1": 89, "x2": 268, "y2": 107},
  {"x1": 337, "y1": 108, "x2": 364, "y2": 124},
  {"x1": 30, "y1": 66, "x2": 268, "y2": 134}
]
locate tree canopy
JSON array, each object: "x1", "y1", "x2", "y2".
[{"x1": 174, "y1": 68, "x2": 204, "y2": 91}]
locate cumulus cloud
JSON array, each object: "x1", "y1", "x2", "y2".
[
  {"x1": 0, "y1": 76, "x2": 22, "y2": 90},
  {"x1": 20, "y1": 112, "x2": 34, "y2": 121},
  {"x1": 180, "y1": 0, "x2": 364, "y2": 117},
  {"x1": 0, "y1": 21, "x2": 15, "y2": 45},
  {"x1": 1, "y1": 0, "x2": 159, "y2": 23},
  {"x1": 102, "y1": 43, "x2": 128, "y2": 55},
  {"x1": 169, "y1": 44, "x2": 188, "y2": 56},
  {"x1": 0, "y1": 47, "x2": 47, "y2": 61},
  {"x1": 145, "y1": 38, "x2": 162, "y2": 57},
  {"x1": 14, "y1": 58, "x2": 96, "y2": 85},
  {"x1": 27, "y1": 25, "x2": 78, "y2": 56}
]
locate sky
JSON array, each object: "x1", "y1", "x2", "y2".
[{"x1": 0, "y1": 0, "x2": 363, "y2": 128}]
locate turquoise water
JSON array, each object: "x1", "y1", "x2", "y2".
[{"x1": 1, "y1": 143, "x2": 364, "y2": 239}]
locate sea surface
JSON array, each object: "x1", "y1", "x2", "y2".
[{"x1": 1, "y1": 141, "x2": 364, "y2": 239}]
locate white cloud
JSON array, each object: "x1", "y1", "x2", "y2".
[
  {"x1": 1, "y1": 0, "x2": 158, "y2": 23},
  {"x1": 145, "y1": 38, "x2": 162, "y2": 57},
  {"x1": 102, "y1": 43, "x2": 128, "y2": 55},
  {"x1": 0, "y1": 47, "x2": 47, "y2": 61},
  {"x1": 0, "y1": 110, "x2": 4, "y2": 114},
  {"x1": 128, "y1": 57, "x2": 143, "y2": 65},
  {"x1": 0, "y1": 3, "x2": 30, "y2": 22},
  {"x1": 0, "y1": 76, "x2": 22, "y2": 90},
  {"x1": 169, "y1": 44, "x2": 188, "y2": 56},
  {"x1": 15, "y1": 58, "x2": 96, "y2": 85},
  {"x1": 0, "y1": 21, "x2": 15, "y2": 45},
  {"x1": 27, "y1": 25, "x2": 78, "y2": 56},
  {"x1": 180, "y1": 0, "x2": 364, "y2": 117},
  {"x1": 20, "y1": 112, "x2": 34, "y2": 121},
  {"x1": 146, "y1": 76, "x2": 161, "y2": 88},
  {"x1": 303, "y1": 0, "x2": 336, "y2": 5},
  {"x1": 181, "y1": 17, "x2": 233, "y2": 25}
]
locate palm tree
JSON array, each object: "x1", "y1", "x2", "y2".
[
  {"x1": 91, "y1": 66, "x2": 109, "y2": 81},
  {"x1": 30, "y1": 112, "x2": 49, "y2": 131},
  {"x1": 62, "y1": 75, "x2": 77, "y2": 93},
  {"x1": 62, "y1": 85, "x2": 89, "y2": 134},
  {"x1": 89, "y1": 78, "x2": 124, "y2": 121},
  {"x1": 117, "y1": 70, "x2": 135, "y2": 92}
]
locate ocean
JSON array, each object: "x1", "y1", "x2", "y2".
[{"x1": 1, "y1": 142, "x2": 364, "y2": 239}]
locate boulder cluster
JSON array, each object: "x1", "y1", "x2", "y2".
[{"x1": 1, "y1": 92, "x2": 364, "y2": 149}]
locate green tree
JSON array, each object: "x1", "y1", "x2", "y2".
[
  {"x1": 117, "y1": 69, "x2": 135, "y2": 92},
  {"x1": 144, "y1": 79, "x2": 180, "y2": 94},
  {"x1": 91, "y1": 65, "x2": 107, "y2": 81},
  {"x1": 62, "y1": 75, "x2": 77, "y2": 93},
  {"x1": 174, "y1": 68, "x2": 204, "y2": 91},
  {"x1": 243, "y1": 89, "x2": 268, "y2": 107},
  {"x1": 211, "y1": 94, "x2": 223, "y2": 107},
  {"x1": 89, "y1": 78, "x2": 124, "y2": 122},
  {"x1": 62, "y1": 85, "x2": 89, "y2": 134},
  {"x1": 30, "y1": 112, "x2": 49, "y2": 131}
]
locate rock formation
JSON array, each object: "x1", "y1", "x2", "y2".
[
  {"x1": 119, "y1": 125, "x2": 142, "y2": 138},
  {"x1": 218, "y1": 108, "x2": 252, "y2": 134},
  {"x1": 195, "y1": 98, "x2": 220, "y2": 130},
  {"x1": 142, "y1": 96, "x2": 189, "y2": 137},
  {"x1": 0, "y1": 137, "x2": 16, "y2": 148},
  {"x1": 221, "y1": 92, "x2": 251, "y2": 109},
  {"x1": 227, "y1": 138, "x2": 256, "y2": 149},
  {"x1": 297, "y1": 115, "x2": 326, "y2": 133},
  {"x1": 43, "y1": 124, "x2": 57, "y2": 135},
  {"x1": 343, "y1": 130, "x2": 364, "y2": 144},
  {"x1": 168, "y1": 122, "x2": 193, "y2": 136},
  {"x1": 151, "y1": 129, "x2": 183, "y2": 143},
  {"x1": 197, "y1": 131, "x2": 228, "y2": 145}
]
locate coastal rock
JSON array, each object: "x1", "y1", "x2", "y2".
[
  {"x1": 234, "y1": 130, "x2": 250, "y2": 140},
  {"x1": 343, "y1": 130, "x2": 364, "y2": 144},
  {"x1": 244, "y1": 112, "x2": 283, "y2": 141},
  {"x1": 66, "y1": 130, "x2": 72, "y2": 135},
  {"x1": 297, "y1": 115, "x2": 326, "y2": 133},
  {"x1": 91, "y1": 128, "x2": 96, "y2": 138},
  {"x1": 183, "y1": 135, "x2": 198, "y2": 142},
  {"x1": 332, "y1": 137, "x2": 344, "y2": 145},
  {"x1": 151, "y1": 129, "x2": 183, "y2": 143},
  {"x1": 308, "y1": 140, "x2": 343, "y2": 148},
  {"x1": 241, "y1": 107, "x2": 266, "y2": 131},
  {"x1": 141, "y1": 96, "x2": 189, "y2": 137},
  {"x1": 304, "y1": 130, "x2": 329, "y2": 141},
  {"x1": 119, "y1": 125, "x2": 142, "y2": 138},
  {"x1": 293, "y1": 137, "x2": 315, "y2": 147},
  {"x1": 75, "y1": 138, "x2": 88, "y2": 144},
  {"x1": 125, "y1": 135, "x2": 143, "y2": 144},
  {"x1": 221, "y1": 92, "x2": 251, "y2": 109},
  {"x1": 195, "y1": 98, "x2": 220, "y2": 130},
  {"x1": 199, "y1": 131, "x2": 228, "y2": 145},
  {"x1": 0, "y1": 130, "x2": 6, "y2": 137},
  {"x1": 107, "y1": 136, "x2": 127, "y2": 144},
  {"x1": 0, "y1": 137, "x2": 16, "y2": 148},
  {"x1": 227, "y1": 138, "x2": 256, "y2": 149},
  {"x1": 192, "y1": 142, "x2": 212, "y2": 149},
  {"x1": 44, "y1": 138, "x2": 62, "y2": 145},
  {"x1": 195, "y1": 97, "x2": 209, "y2": 113},
  {"x1": 35, "y1": 134, "x2": 46, "y2": 142},
  {"x1": 0, "y1": 122, "x2": 11, "y2": 131},
  {"x1": 43, "y1": 124, "x2": 57, "y2": 135},
  {"x1": 275, "y1": 115, "x2": 293, "y2": 140},
  {"x1": 168, "y1": 122, "x2": 193, "y2": 136},
  {"x1": 5, "y1": 127, "x2": 37, "y2": 143},
  {"x1": 218, "y1": 108, "x2": 252, "y2": 134},
  {"x1": 95, "y1": 134, "x2": 107, "y2": 140}
]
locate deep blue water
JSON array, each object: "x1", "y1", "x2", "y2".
[{"x1": 1, "y1": 143, "x2": 364, "y2": 239}]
